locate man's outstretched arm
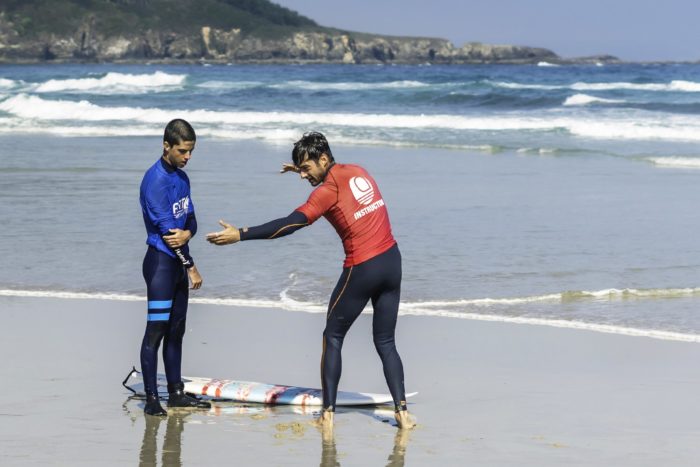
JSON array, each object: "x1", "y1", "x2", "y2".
[{"x1": 206, "y1": 211, "x2": 308, "y2": 245}]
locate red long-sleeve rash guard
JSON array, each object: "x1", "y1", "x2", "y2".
[{"x1": 295, "y1": 164, "x2": 396, "y2": 267}]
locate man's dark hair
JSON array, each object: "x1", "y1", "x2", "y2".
[
  {"x1": 292, "y1": 131, "x2": 334, "y2": 166},
  {"x1": 164, "y1": 119, "x2": 196, "y2": 145}
]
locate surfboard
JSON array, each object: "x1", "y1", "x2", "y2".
[{"x1": 122, "y1": 367, "x2": 417, "y2": 407}]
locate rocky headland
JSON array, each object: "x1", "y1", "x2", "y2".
[{"x1": 0, "y1": 1, "x2": 618, "y2": 64}]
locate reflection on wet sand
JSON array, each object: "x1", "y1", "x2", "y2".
[
  {"x1": 125, "y1": 397, "x2": 410, "y2": 467},
  {"x1": 139, "y1": 411, "x2": 189, "y2": 467},
  {"x1": 318, "y1": 423, "x2": 410, "y2": 467}
]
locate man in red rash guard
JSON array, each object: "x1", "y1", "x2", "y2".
[{"x1": 206, "y1": 132, "x2": 415, "y2": 431}]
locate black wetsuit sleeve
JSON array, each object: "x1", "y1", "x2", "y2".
[
  {"x1": 240, "y1": 211, "x2": 309, "y2": 240},
  {"x1": 163, "y1": 235, "x2": 194, "y2": 268},
  {"x1": 174, "y1": 247, "x2": 194, "y2": 268},
  {"x1": 185, "y1": 212, "x2": 198, "y2": 237},
  {"x1": 168, "y1": 213, "x2": 196, "y2": 268}
]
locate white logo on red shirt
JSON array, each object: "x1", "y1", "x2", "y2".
[{"x1": 349, "y1": 176, "x2": 374, "y2": 205}]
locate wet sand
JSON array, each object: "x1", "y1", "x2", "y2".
[{"x1": 1, "y1": 295, "x2": 699, "y2": 465}]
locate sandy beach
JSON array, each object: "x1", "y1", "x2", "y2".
[{"x1": 0, "y1": 294, "x2": 698, "y2": 466}]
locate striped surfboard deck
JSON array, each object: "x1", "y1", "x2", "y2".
[{"x1": 123, "y1": 367, "x2": 417, "y2": 406}]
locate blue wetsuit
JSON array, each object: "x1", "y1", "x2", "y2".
[{"x1": 139, "y1": 158, "x2": 197, "y2": 396}]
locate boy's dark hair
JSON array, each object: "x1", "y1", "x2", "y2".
[
  {"x1": 164, "y1": 119, "x2": 196, "y2": 145},
  {"x1": 292, "y1": 131, "x2": 334, "y2": 166}
]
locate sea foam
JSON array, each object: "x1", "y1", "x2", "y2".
[
  {"x1": 270, "y1": 80, "x2": 430, "y2": 91},
  {"x1": 563, "y1": 94, "x2": 624, "y2": 106},
  {"x1": 5, "y1": 94, "x2": 700, "y2": 143},
  {"x1": 3, "y1": 287, "x2": 700, "y2": 343},
  {"x1": 493, "y1": 79, "x2": 700, "y2": 93},
  {"x1": 34, "y1": 71, "x2": 186, "y2": 94},
  {"x1": 646, "y1": 157, "x2": 700, "y2": 168}
]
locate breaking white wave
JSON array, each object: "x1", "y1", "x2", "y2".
[
  {"x1": 490, "y1": 81, "x2": 562, "y2": 90},
  {"x1": 572, "y1": 80, "x2": 700, "y2": 92},
  {"x1": 646, "y1": 157, "x2": 700, "y2": 168},
  {"x1": 537, "y1": 61, "x2": 559, "y2": 67},
  {"x1": 6, "y1": 94, "x2": 700, "y2": 142},
  {"x1": 492, "y1": 79, "x2": 700, "y2": 93},
  {"x1": 0, "y1": 78, "x2": 15, "y2": 89},
  {"x1": 563, "y1": 93, "x2": 624, "y2": 106},
  {"x1": 196, "y1": 80, "x2": 263, "y2": 90},
  {"x1": 270, "y1": 80, "x2": 430, "y2": 91},
  {"x1": 0, "y1": 94, "x2": 560, "y2": 130},
  {"x1": 33, "y1": 71, "x2": 186, "y2": 94}
]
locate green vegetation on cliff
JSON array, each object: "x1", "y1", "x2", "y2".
[
  {"x1": 0, "y1": 0, "x2": 570, "y2": 64},
  {"x1": 2, "y1": 0, "x2": 321, "y2": 39}
]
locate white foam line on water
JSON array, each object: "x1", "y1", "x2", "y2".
[
  {"x1": 7, "y1": 93, "x2": 700, "y2": 142},
  {"x1": 269, "y1": 80, "x2": 430, "y2": 91},
  {"x1": 3, "y1": 288, "x2": 700, "y2": 343},
  {"x1": 563, "y1": 93, "x2": 625, "y2": 106},
  {"x1": 645, "y1": 157, "x2": 700, "y2": 168},
  {"x1": 0, "y1": 94, "x2": 558, "y2": 130},
  {"x1": 33, "y1": 71, "x2": 186, "y2": 94},
  {"x1": 492, "y1": 79, "x2": 700, "y2": 93},
  {"x1": 399, "y1": 308, "x2": 700, "y2": 343},
  {"x1": 400, "y1": 293, "x2": 562, "y2": 307}
]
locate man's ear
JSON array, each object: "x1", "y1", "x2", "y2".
[
  {"x1": 319, "y1": 153, "x2": 330, "y2": 167},
  {"x1": 163, "y1": 141, "x2": 170, "y2": 154}
]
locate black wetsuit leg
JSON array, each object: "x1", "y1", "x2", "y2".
[
  {"x1": 140, "y1": 247, "x2": 189, "y2": 396},
  {"x1": 321, "y1": 244, "x2": 407, "y2": 411},
  {"x1": 370, "y1": 245, "x2": 406, "y2": 410}
]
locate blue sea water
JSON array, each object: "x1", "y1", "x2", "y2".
[{"x1": 3, "y1": 62, "x2": 700, "y2": 341}]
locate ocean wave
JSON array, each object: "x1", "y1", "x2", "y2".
[
  {"x1": 33, "y1": 71, "x2": 186, "y2": 94},
  {"x1": 5, "y1": 94, "x2": 700, "y2": 142},
  {"x1": 0, "y1": 119, "x2": 300, "y2": 141},
  {"x1": 400, "y1": 287, "x2": 700, "y2": 309},
  {"x1": 270, "y1": 80, "x2": 431, "y2": 91},
  {"x1": 196, "y1": 80, "x2": 263, "y2": 90},
  {"x1": 0, "y1": 78, "x2": 15, "y2": 89},
  {"x1": 3, "y1": 287, "x2": 700, "y2": 343},
  {"x1": 563, "y1": 93, "x2": 625, "y2": 106},
  {"x1": 516, "y1": 147, "x2": 561, "y2": 155},
  {"x1": 537, "y1": 61, "x2": 560, "y2": 67},
  {"x1": 490, "y1": 81, "x2": 561, "y2": 90},
  {"x1": 398, "y1": 308, "x2": 700, "y2": 343},
  {"x1": 0, "y1": 94, "x2": 561, "y2": 130},
  {"x1": 492, "y1": 79, "x2": 700, "y2": 93},
  {"x1": 645, "y1": 157, "x2": 700, "y2": 168},
  {"x1": 195, "y1": 79, "x2": 432, "y2": 92},
  {"x1": 566, "y1": 119, "x2": 700, "y2": 141},
  {"x1": 572, "y1": 80, "x2": 700, "y2": 92}
]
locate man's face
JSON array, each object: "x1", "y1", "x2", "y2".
[
  {"x1": 298, "y1": 154, "x2": 330, "y2": 186},
  {"x1": 163, "y1": 140, "x2": 195, "y2": 169}
]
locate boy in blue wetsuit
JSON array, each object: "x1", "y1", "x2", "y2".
[{"x1": 139, "y1": 119, "x2": 210, "y2": 416}]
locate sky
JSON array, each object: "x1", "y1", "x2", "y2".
[{"x1": 274, "y1": 0, "x2": 700, "y2": 62}]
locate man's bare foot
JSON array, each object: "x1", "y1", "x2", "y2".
[
  {"x1": 394, "y1": 410, "x2": 416, "y2": 430},
  {"x1": 313, "y1": 409, "x2": 334, "y2": 428},
  {"x1": 313, "y1": 410, "x2": 334, "y2": 442}
]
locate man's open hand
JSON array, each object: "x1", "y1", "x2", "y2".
[{"x1": 206, "y1": 220, "x2": 241, "y2": 245}]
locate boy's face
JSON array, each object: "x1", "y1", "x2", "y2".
[{"x1": 163, "y1": 140, "x2": 195, "y2": 169}]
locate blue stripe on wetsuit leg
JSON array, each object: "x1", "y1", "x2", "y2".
[
  {"x1": 147, "y1": 313, "x2": 171, "y2": 321},
  {"x1": 147, "y1": 300, "x2": 172, "y2": 321}
]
